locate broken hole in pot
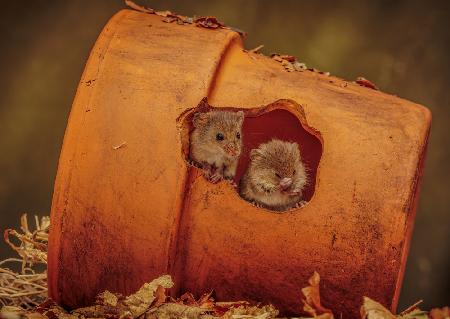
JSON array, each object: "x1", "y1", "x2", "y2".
[{"x1": 178, "y1": 98, "x2": 323, "y2": 208}]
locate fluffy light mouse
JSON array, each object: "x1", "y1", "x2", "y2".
[{"x1": 240, "y1": 139, "x2": 307, "y2": 211}]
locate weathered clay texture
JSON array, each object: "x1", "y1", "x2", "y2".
[{"x1": 47, "y1": 9, "x2": 431, "y2": 318}]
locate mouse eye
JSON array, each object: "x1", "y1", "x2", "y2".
[
  {"x1": 236, "y1": 132, "x2": 241, "y2": 139},
  {"x1": 293, "y1": 170, "x2": 296, "y2": 175},
  {"x1": 216, "y1": 133, "x2": 224, "y2": 141},
  {"x1": 275, "y1": 173, "x2": 281, "y2": 178}
]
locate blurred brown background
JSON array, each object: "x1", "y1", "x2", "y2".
[{"x1": 0, "y1": 0, "x2": 448, "y2": 310}]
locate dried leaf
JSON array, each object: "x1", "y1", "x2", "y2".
[
  {"x1": 145, "y1": 303, "x2": 208, "y2": 319},
  {"x1": 96, "y1": 291, "x2": 119, "y2": 307},
  {"x1": 150, "y1": 285, "x2": 167, "y2": 309},
  {"x1": 178, "y1": 292, "x2": 197, "y2": 306},
  {"x1": 360, "y1": 298, "x2": 428, "y2": 319},
  {"x1": 35, "y1": 300, "x2": 78, "y2": 319},
  {"x1": 279, "y1": 54, "x2": 296, "y2": 62},
  {"x1": 301, "y1": 272, "x2": 334, "y2": 319},
  {"x1": 355, "y1": 77, "x2": 379, "y2": 90},
  {"x1": 361, "y1": 297, "x2": 395, "y2": 319},
  {"x1": 162, "y1": 17, "x2": 177, "y2": 23},
  {"x1": 430, "y1": 307, "x2": 450, "y2": 319},
  {"x1": 401, "y1": 309, "x2": 429, "y2": 319},
  {"x1": 271, "y1": 55, "x2": 283, "y2": 63},
  {"x1": 197, "y1": 291, "x2": 215, "y2": 309},
  {"x1": 222, "y1": 304, "x2": 279, "y2": 319},
  {"x1": 0, "y1": 308, "x2": 48, "y2": 319},
  {"x1": 194, "y1": 16, "x2": 224, "y2": 29},
  {"x1": 72, "y1": 304, "x2": 120, "y2": 318},
  {"x1": 123, "y1": 275, "x2": 174, "y2": 317},
  {"x1": 213, "y1": 301, "x2": 251, "y2": 316}
]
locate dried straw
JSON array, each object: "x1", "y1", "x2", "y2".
[{"x1": 0, "y1": 214, "x2": 49, "y2": 309}]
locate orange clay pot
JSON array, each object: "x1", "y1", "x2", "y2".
[{"x1": 47, "y1": 9, "x2": 431, "y2": 318}]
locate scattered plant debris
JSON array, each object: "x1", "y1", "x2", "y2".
[
  {"x1": 125, "y1": 1, "x2": 386, "y2": 91},
  {"x1": 1, "y1": 224, "x2": 448, "y2": 318},
  {"x1": 361, "y1": 297, "x2": 429, "y2": 319},
  {"x1": 1, "y1": 216, "x2": 448, "y2": 319},
  {"x1": 124, "y1": 0, "x2": 245, "y2": 36},
  {"x1": 194, "y1": 16, "x2": 224, "y2": 29},
  {"x1": 355, "y1": 77, "x2": 379, "y2": 90},
  {"x1": 270, "y1": 54, "x2": 332, "y2": 76},
  {"x1": 125, "y1": 0, "x2": 338, "y2": 78}
]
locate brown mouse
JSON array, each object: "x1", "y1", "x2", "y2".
[
  {"x1": 190, "y1": 110, "x2": 244, "y2": 183},
  {"x1": 240, "y1": 139, "x2": 308, "y2": 211}
]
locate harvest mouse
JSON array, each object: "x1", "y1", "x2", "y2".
[
  {"x1": 240, "y1": 139, "x2": 307, "y2": 211},
  {"x1": 190, "y1": 110, "x2": 244, "y2": 183}
]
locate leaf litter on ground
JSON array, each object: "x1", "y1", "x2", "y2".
[{"x1": 1, "y1": 217, "x2": 448, "y2": 319}]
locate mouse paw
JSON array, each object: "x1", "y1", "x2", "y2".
[
  {"x1": 223, "y1": 174, "x2": 234, "y2": 181},
  {"x1": 294, "y1": 200, "x2": 307, "y2": 208},
  {"x1": 227, "y1": 180, "x2": 238, "y2": 188},
  {"x1": 251, "y1": 201, "x2": 263, "y2": 208},
  {"x1": 188, "y1": 159, "x2": 201, "y2": 168},
  {"x1": 208, "y1": 172, "x2": 223, "y2": 183}
]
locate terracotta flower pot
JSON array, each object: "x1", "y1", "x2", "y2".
[{"x1": 48, "y1": 9, "x2": 431, "y2": 318}]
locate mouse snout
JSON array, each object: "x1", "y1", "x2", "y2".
[
  {"x1": 279, "y1": 177, "x2": 293, "y2": 190},
  {"x1": 224, "y1": 143, "x2": 239, "y2": 157}
]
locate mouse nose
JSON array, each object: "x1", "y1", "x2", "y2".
[
  {"x1": 280, "y1": 177, "x2": 292, "y2": 190},
  {"x1": 224, "y1": 143, "x2": 238, "y2": 157}
]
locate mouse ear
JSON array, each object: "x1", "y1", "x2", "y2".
[
  {"x1": 250, "y1": 148, "x2": 263, "y2": 160},
  {"x1": 236, "y1": 111, "x2": 244, "y2": 124},
  {"x1": 192, "y1": 112, "x2": 209, "y2": 128}
]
